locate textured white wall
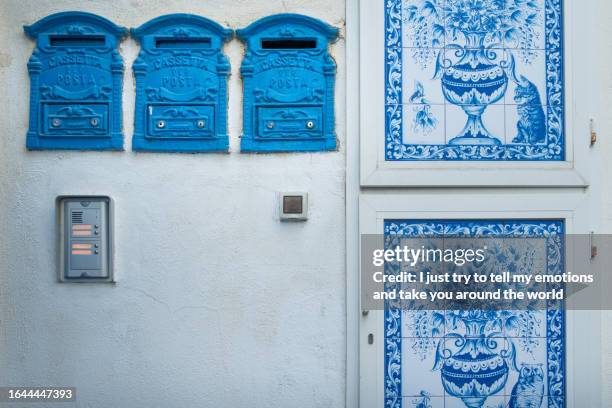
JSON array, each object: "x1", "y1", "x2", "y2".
[{"x1": 0, "y1": 1, "x2": 346, "y2": 407}]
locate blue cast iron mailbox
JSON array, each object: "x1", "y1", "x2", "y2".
[
  {"x1": 237, "y1": 14, "x2": 339, "y2": 152},
  {"x1": 24, "y1": 12, "x2": 127, "y2": 150},
  {"x1": 131, "y1": 15, "x2": 232, "y2": 152}
]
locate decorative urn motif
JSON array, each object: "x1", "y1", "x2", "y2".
[
  {"x1": 403, "y1": 0, "x2": 544, "y2": 147},
  {"x1": 438, "y1": 35, "x2": 509, "y2": 145},
  {"x1": 437, "y1": 314, "x2": 511, "y2": 408}
]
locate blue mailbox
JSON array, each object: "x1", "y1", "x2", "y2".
[
  {"x1": 237, "y1": 14, "x2": 339, "y2": 152},
  {"x1": 131, "y1": 15, "x2": 232, "y2": 152},
  {"x1": 24, "y1": 12, "x2": 127, "y2": 150}
]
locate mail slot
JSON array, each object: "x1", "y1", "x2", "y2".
[
  {"x1": 24, "y1": 12, "x2": 127, "y2": 150},
  {"x1": 237, "y1": 14, "x2": 339, "y2": 152},
  {"x1": 131, "y1": 14, "x2": 232, "y2": 152},
  {"x1": 58, "y1": 196, "x2": 113, "y2": 282}
]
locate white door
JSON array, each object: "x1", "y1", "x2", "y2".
[{"x1": 347, "y1": 0, "x2": 604, "y2": 407}]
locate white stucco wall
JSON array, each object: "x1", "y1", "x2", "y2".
[{"x1": 0, "y1": 1, "x2": 346, "y2": 407}]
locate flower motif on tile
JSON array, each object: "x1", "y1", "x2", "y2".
[
  {"x1": 385, "y1": 0, "x2": 564, "y2": 160},
  {"x1": 410, "y1": 81, "x2": 439, "y2": 134},
  {"x1": 383, "y1": 220, "x2": 565, "y2": 408}
]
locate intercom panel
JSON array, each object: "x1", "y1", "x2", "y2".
[{"x1": 58, "y1": 196, "x2": 113, "y2": 282}]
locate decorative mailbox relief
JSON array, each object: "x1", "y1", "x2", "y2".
[
  {"x1": 24, "y1": 12, "x2": 127, "y2": 150},
  {"x1": 131, "y1": 15, "x2": 232, "y2": 152},
  {"x1": 237, "y1": 14, "x2": 339, "y2": 152}
]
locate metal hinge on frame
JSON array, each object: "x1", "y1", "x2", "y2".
[
  {"x1": 590, "y1": 119, "x2": 597, "y2": 146},
  {"x1": 590, "y1": 231, "x2": 598, "y2": 260}
]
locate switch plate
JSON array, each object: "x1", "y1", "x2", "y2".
[
  {"x1": 279, "y1": 192, "x2": 308, "y2": 221},
  {"x1": 57, "y1": 196, "x2": 114, "y2": 282}
]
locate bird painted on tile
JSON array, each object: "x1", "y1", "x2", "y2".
[
  {"x1": 409, "y1": 81, "x2": 425, "y2": 104},
  {"x1": 413, "y1": 390, "x2": 431, "y2": 408}
]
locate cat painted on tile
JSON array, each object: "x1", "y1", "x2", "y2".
[
  {"x1": 511, "y1": 76, "x2": 547, "y2": 145},
  {"x1": 508, "y1": 364, "x2": 545, "y2": 408}
]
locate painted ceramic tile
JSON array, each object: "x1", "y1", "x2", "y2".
[
  {"x1": 383, "y1": 220, "x2": 565, "y2": 408},
  {"x1": 385, "y1": 0, "x2": 564, "y2": 160}
]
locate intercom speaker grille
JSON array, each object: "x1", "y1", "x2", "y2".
[{"x1": 71, "y1": 211, "x2": 83, "y2": 224}]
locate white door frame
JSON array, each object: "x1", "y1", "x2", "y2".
[
  {"x1": 359, "y1": 189, "x2": 601, "y2": 408},
  {"x1": 356, "y1": 191, "x2": 601, "y2": 408},
  {"x1": 345, "y1": 0, "x2": 361, "y2": 407},
  {"x1": 356, "y1": 0, "x2": 596, "y2": 188}
]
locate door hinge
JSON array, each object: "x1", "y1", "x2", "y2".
[
  {"x1": 590, "y1": 119, "x2": 597, "y2": 146},
  {"x1": 590, "y1": 231, "x2": 597, "y2": 260}
]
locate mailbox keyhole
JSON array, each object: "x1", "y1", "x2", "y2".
[
  {"x1": 157, "y1": 120, "x2": 166, "y2": 129},
  {"x1": 261, "y1": 39, "x2": 317, "y2": 49}
]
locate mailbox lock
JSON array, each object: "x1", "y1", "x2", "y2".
[
  {"x1": 90, "y1": 118, "x2": 99, "y2": 127},
  {"x1": 197, "y1": 120, "x2": 206, "y2": 129},
  {"x1": 156, "y1": 120, "x2": 166, "y2": 129},
  {"x1": 306, "y1": 120, "x2": 315, "y2": 129},
  {"x1": 52, "y1": 119, "x2": 61, "y2": 127},
  {"x1": 266, "y1": 121, "x2": 275, "y2": 129}
]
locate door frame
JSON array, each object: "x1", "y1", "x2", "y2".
[
  {"x1": 357, "y1": 0, "x2": 595, "y2": 188},
  {"x1": 346, "y1": 0, "x2": 606, "y2": 406},
  {"x1": 345, "y1": 0, "x2": 361, "y2": 407},
  {"x1": 355, "y1": 191, "x2": 601, "y2": 408}
]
